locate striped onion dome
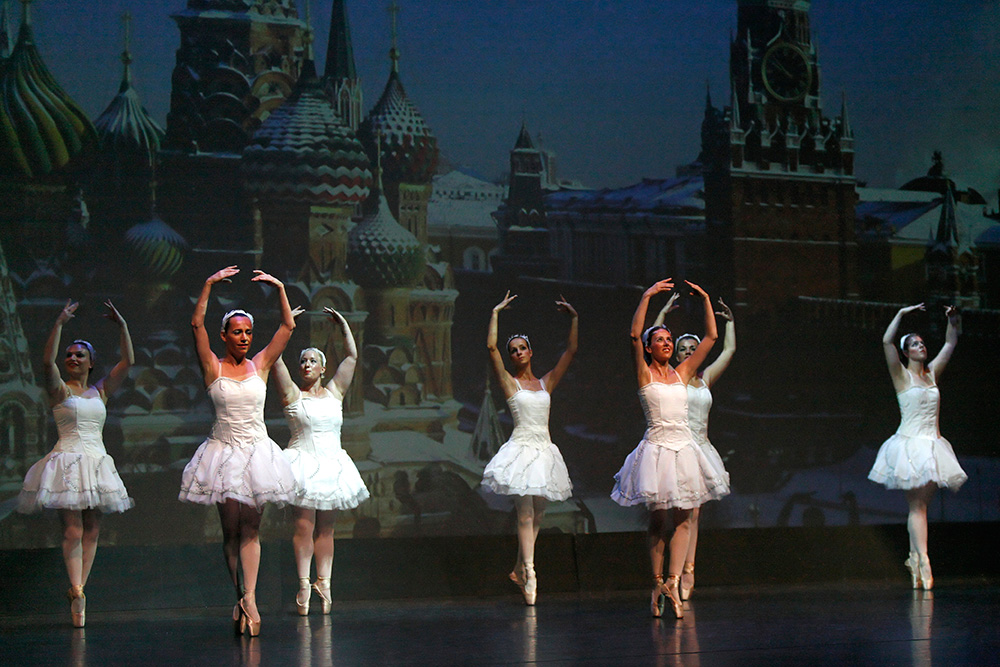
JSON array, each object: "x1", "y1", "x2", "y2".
[
  {"x1": 242, "y1": 60, "x2": 372, "y2": 205},
  {"x1": 359, "y1": 69, "x2": 438, "y2": 186},
  {"x1": 125, "y1": 215, "x2": 188, "y2": 280},
  {"x1": 0, "y1": 4, "x2": 97, "y2": 182},
  {"x1": 346, "y1": 178, "x2": 423, "y2": 288},
  {"x1": 93, "y1": 41, "x2": 164, "y2": 171}
]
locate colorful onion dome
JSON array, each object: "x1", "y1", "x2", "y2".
[
  {"x1": 93, "y1": 25, "x2": 164, "y2": 171},
  {"x1": 360, "y1": 68, "x2": 438, "y2": 186},
  {"x1": 346, "y1": 181, "x2": 423, "y2": 288},
  {"x1": 125, "y1": 215, "x2": 188, "y2": 280},
  {"x1": 242, "y1": 60, "x2": 372, "y2": 205},
  {"x1": 0, "y1": 4, "x2": 97, "y2": 182}
]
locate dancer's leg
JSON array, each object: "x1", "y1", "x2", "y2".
[
  {"x1": 905, "y1": 483, "x2": 935, "y2": 554},
  {"x1": 666, "y1": 508, "x2": 693, "y2": 577},
  {"x1": 681, "y1": 507, "x2": 700, "y2": 599},
  {"x1": 648, "y1": 509, "x2": 670, "y2": 578},
  {"x1": 79, "y1": 509, "x2": 101, "y2": 587},
  {"x1": 217, "y1": 500, "x2": 243, "y2": 597},
  {"x1": 292, "y1": 507, "x2": 316, "y2": 580},
  {"x1": 314, "y1": 510, "x2": 336, "y2": 580},
  {"x1": 513, "y1": 495, "x2": 537, "y2": 570},
  {"x1": 59, "y1": 510, "x2": 84, "y2": 588},
  {"x1": 238, "y1": 503, "x2": 263, "y2": 623}
]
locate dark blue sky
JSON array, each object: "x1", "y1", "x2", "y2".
[{"x1": 23, "y1": 0, "x2": 1000, "y2": 201}]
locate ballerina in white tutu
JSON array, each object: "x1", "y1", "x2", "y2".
[
  {"x1": 612, "y1": 278, "x2": 727, "y2": 618},
  {"x1": 482, "y1": 291, "x2": 577, "y2": 605},
  {"x1": 178, "y1": 266, "x2": 297, "y2": 636},
  {"x1": 869, "y1": 303, "x2": 966, "y2": 590},
  {"x1": 653, "y1": 294, "x2": 735, "y2": 601},
  {"x1": 271, "y1": 306, "x2": 369, "y2": 616},
  {"x1": 18, "y1": 299, "x2": 134, "y2": 627}
]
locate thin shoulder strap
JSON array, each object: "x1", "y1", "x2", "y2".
[
  {"x1": 246, "y1": 358, "x2": 257, "y2": 374},
  {"x1": 513, "y1": 377, "x2": 522, "y2": 390},
  {"x1": 539, "y1": 378, "x2": 547, "y2": 391}
]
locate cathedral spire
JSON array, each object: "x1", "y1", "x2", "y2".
[
  {"x1": 0, "y1": 0, "x2": 13, "y2": 59},
  {"x1": 302, "y1": 0, "x2": 314, "y2": 62},
  {"x1": 840, "y1": 91, "x2": 852, "y2": 139},
  {"x1": 324, "y1": 0, "x2": 357, "y2": 80},
  {"x1": 120, "y1": 11, "x2": 133, "y2": 88},
  {"x1": 730, "y1": 79, "x2": 741, "y2": 129},
  {"x1": 388, "y1": 0, "x2": 400, "y2": 74},
  {"x1": 932, "y1": 183, "x2": 959, "y2": 251}
]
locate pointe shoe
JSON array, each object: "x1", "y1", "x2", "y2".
[
  {"x1": 664, "y1": 575, "x2": 684, "y2": 619},
  {"x1": 918, "y1": 553, "x2": 933, "y2": 591},
  {"x1": 67, "y1": 585, "x2": 86, "y2": 628},
  {"x1": 233, "y1": 603, "x2": 246, "y2": 636},
  {"x1": 650, "y1": 574, "x2": 666, "y2": 618},
  {"x1": 296, "y1": 578, "x2": 311, "y2": 616},
  {"x1": 905, "y1": 552, "x2": 922, "y2": 589},
  {"x1": 680, "y1": 562, "x2": 695, "y2": 602},
  {"x1": 522, "y1": 562, "x2": 537, "y2": 606},
  {"x1": 240, "y1": 592, "x2": 261, "y2": 637},
  {"x1": 312, "y1": 577, "x2": 332, "y2": 615}
]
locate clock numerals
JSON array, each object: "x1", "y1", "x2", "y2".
[{"x1": 762, "y1": 43, "x2": 811, "y2": 103}]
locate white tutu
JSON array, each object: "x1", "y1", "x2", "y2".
[
  {"x1": 481, "y1": 379, "x2": 573, "y2": 502},
  {"x1": 687, "y1": 383, "x2": 731, "y2": 494},
  {"x1": 18, "y1": 392, "x2": 132, "y2": 514},
  {"x1": 868, "y1": 369, "x2": 967, "y2": 491},
  {"x1": 178, "y1": 374, "x2": 296, "y2": 508},
  {"x1": 282, "y1": 394, "x2": 369, "y2": 510},
  {"x1": 612, "y1": 382, "x2": 728, "y2": 510}
]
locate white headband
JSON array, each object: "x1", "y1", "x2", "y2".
[
  {"x1": 899, "y1": 333, "x2": 919, "y2": 351},
  {"x1": 642, "y1": 325, "x2": 671, "y2": 347},
  {"x1": 69, "y1": 339, "x2": 95, "y2": 362},
  {"x1": 676, "y1": 333, "x2": 701, "y2": 346},
  {"x1": 299, "y1": 347, "x2": 327, "y2": 368},
  {"x1": 506, "y1": 334, "x2": 531, "y2": 350},
  {"x1": 221, "y1": 309, "x2": 254, "y2": 331}
]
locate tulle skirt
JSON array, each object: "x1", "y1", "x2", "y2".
[
  {"x1": 283, "y1": 447, "x2": 370, "y2": 510},
  {"x1": 612, "y1": 439, "x2": 729, "y2": 510},
  {"x1": 695, "y1": 437, "x2": 731, "y2": 495},
  {"x1": 178, "y1": 437, "x2": 297, "y2": 508},
  {"x1": 18, "y1": 451, "x2": 133, "y2": 513},
  {"x1": 868, "y1": 433, "x2": 967, "y2": 491},
  {"x1": 482, "y1": 439, "x2": 573, "y2": 502}
]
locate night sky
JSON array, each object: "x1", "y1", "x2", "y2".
[{"x1": 19, "y1": 0, "x2": 1000, "y2": 201}]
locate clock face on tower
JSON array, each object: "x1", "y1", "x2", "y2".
[{"x1": 762, "y1": 43, "x2": 811, "y2": 103}]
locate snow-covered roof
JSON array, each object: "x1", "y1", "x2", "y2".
[
  {"x1": 857, "y1": 188, "x2": 999, "y2": 246},
  {"x1": 543, "y1": 175, "x2": 705, "y2": 214}
]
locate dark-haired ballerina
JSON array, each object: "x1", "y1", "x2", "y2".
[
  {"x1": 178, "y1": 266, "x2": 298, "y2": 636},
  {"x1": 482, "y1": 291, "x2": 577, "y2": 605},
  {"x1": 869, "y1": 303, "x2": 966, "y2": 590},
  {"x1": 654, "y1": 295, "x2": 736, "y2": 601},
  {"x1": 18, "y1": 300, "x2": 134, "y2": 627},
  {"x1": 271, "y1": 307, "x2": 369, "y2": 616},
  {"x1": 612, "y1": 279, "x2": 727, "y2": 618}
]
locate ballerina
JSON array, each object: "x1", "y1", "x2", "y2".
[
  {"x1": 18, "y1": 300, "x2": 134, "y2": 627},
  {"x1": 612, "y1": 279, "x2": 727, "y2": 618},
  {"x1": 271, "y1": 306, "x2": 369, "y2": 616},
  {"x1": 653, "y1": 295, "x2": 735, "y2": 601},
  {"x1": 482, "y1": 291, "x2": 577, "y2": 605},
  {"x1": 178, "y1": 266, "x2": 298, "y2": 636},
  {"x1": 868, "y1": 303, "x2": 967, "y2": 590}
]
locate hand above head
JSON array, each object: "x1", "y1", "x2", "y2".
[
  {"x1": 493, "y1": 290, "x2": 517, "y2": 312},
  {"x1": 207, "y1": 266, "x2": 239, "y2": 285},
  {"x1": 555, "y1": 294, "x2": 577, "y2": 317},
  {"x1": 900, "y1": 303, "x2": 925, "y2": 315},
  {"x1": 290, "y1": 306, "x2": 306, "y2": 320},
  {"x1": 944, "y1": 305, "x2": 959, "y2": 320},
  {"x1": 685, "y1": 280, "x2": 709, "y2": 299},
  {"x1": 102, "y1": 300, "x2": 127, "y2": 327},
  {"x1": 644, "y1": 278, "x2": 674, "y2": 298},
  {"x1": 715, "y1": 298, "x2": 733, "y2": 322},
  {"x1": 659, "y1": 292, "x2": 680, "y2": 315},
  {"x1": 57, "y1": 299, "x2": 79, "y2": 325},
  {"x1": 251, "y1": 270, "x2": 283, "y2": 287},
  {"x1": 323, "y1": 306, "x2": 349, "y2": 326}
]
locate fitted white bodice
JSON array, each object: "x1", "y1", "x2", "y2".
[
  {"x1": 207, "y1": 375, "x2": 268, "y2": 447},
  {"x1": 51, "y1": 390, "x2": 106, "y2": 458},
  {"x1": 686, "y1": 382, "x2": 712, "y2": 444},
  {"x1": 638, "y1": 381, "x2": 695, "y2": 452},
  {"x1": 896, "y1": 370, "x2": 941, "y2": 439},
  {"x1": 284, "y1": 393, "x2": 344, "y2": 454},
  {"x1": 506, "y1": 379, "x2": 552, "y2": 449}
]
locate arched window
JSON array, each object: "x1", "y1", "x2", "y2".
[{"x1": 463, "y1": 246, "x2": 486, "y2": 272}]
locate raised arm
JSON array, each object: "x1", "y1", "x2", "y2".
[
  {"x1": 928, "y1": 305, "x2": 960, "y2": 378},
  {"x1": 271, "y1": 354, "x2": 301, "y2": 406},
  {"x1": 675, "y1": 281, "x2": 718, "y2": 383},
  {"x1": 883, "y1": 303, "x2": 924, "y2": 391},
  {"x1": 487, "y1": 291, "x2": 519, "y2": 399},
  {"x1": 95, "y1": 301, "x2": 134, "y2": 398},
  {"x1": 651, "y1": 292, "x2": 679, "y2": 328},
  {"x1": 541, "y1": 296, "x2": 578, "y2": 393},
  {"x1": 702, "y1": 298, "x2": 735, "y2": 388},
  {"x1": 325, "y1": 307, "x2": 358, "y2": 399},
  {"x1": 250, "y1": 270, "x2": 296, "y2": 375},
  {"x1": 631, "y1": 279, "x2": 674, "y2": 386},
  {"x1": 42, "y1": 300, "x2": 76, "y2": 402},
  {"x1": 192, "y1": 266, "x2": 239, "y2": 384}
]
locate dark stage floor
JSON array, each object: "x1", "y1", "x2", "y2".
[{"x1": 2, "y1": 580, "x2": 997, "y2": 666}]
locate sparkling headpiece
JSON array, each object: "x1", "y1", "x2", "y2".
[
  {"x1": 69, "y1": 339, "x2": 95, "y2": 362},
  {"x1": 506, "y1": 334, "x2": 531, "y2": 350},
  {"x1": 221, "y1": 309, "x2": 254, "y2": 331}
]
